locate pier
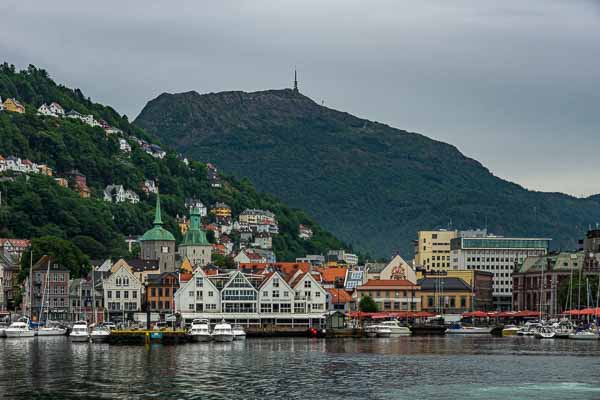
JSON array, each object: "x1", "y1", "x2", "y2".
[{"x1": 107, "y1": 330, "x2": 191, "y2": 345}]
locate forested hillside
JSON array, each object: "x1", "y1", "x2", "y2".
[
  {"x1": 136, "y1": 88, "x2": 600, "y2": 256},
  {"x1": 0, "y1": 64, "x2": 346, "y2": 275}
]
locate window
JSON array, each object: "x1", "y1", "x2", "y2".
[
  {"x1": 158, "y1": 301, "x2": 163, "y2": 309},
  {"x1": 124, "y1": 291, "x2": 129, "y2": 299},
  {"x1": 165, "y1": 288, "x2": 170, "y2": 297},
  {"x1": 196, "y1": 277, "x2": 204, "y2": 287},
  {"x1": 304, "y1": 280, "x2": 311, "y2": 288},
  {"x1": 116, "y1": 291, "x2": 120, "y2": 299},
  {"x1": 460, "y1": 297, "x2": 467, "y2": 307},
  {"x1": 161, "y1": 246, "x2": 169, "y2": 253},
  {"x1": 280, "y1": 303, "x2": 291, "y2": 313},
  {"x1": 384, "y1": 301, "x2": 391, "y2": 310},
  {"x1": 428, "y1": 296, "x2": 434, "y2": 307},
  {"x1": 315, "y1": 292, "x2": 321, "y2": 297},
  {"x1": 394, "y1": 301, "x2": 400, "y2": 309},
  {"x1": 151, "y1": 288, "x2": 156, "y2": 297},
  {"x1": 449, "y1": 297, "x2": 456, "y2": 308},
  {"x1": 208, "y1": 291, "x2": 214, "y2": 297},
  {"x1": 132, "y1": 291, "x2": 137, "y2": 299},
  {"x1": 283, "y1": 291, "x2": 289, "y2": 297},
  {"x1": 189, "y1": 291, "x2": 194, "y2": 297},
  {"x1": 294, "y1": 304, "x2": 305, "y2": 313},
  {"x1": 261, "y1": 303, "x2": 272, "y2": 313},
  {"x1": 273, "y1": 278, "x2": 279, "y2": 288},
  {"x1": 158, "y1": 288, "x2": 163, "y2": 297},
  {"x1": 272, "y1": 290, "x2": 280, "y2": 298},
  {"x1": 108, "y1": 290, "x2": 112, "y2": 299}
]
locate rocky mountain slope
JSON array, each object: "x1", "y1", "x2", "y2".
[{"x1": 135, "y1": 88, "x2": 599, "y2": 256}]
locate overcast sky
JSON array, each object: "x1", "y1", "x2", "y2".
[{"x1": 1, "y1": 0, "x2": 599, "y2": 196}]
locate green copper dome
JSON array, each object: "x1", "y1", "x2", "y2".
[
  {"x1": 140, "y1": 193, "x2": 176, "y2": 242},
  {"x1": 180, "y1": 206, "x2": 210, "y2": 246}
]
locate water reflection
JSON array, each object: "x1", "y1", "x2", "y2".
[{"x1": 0, "y1": 337, "x2": 599, "y2": 399}]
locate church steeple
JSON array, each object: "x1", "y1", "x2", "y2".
[
  {"x1": 293, "y1": 69, "x2": 298, "y2": 93},
  {"x1": 153, "y1": 191, "x2": 163, "y2": 226}
]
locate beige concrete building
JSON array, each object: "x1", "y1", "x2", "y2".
[{"x1": 413, "y1": 230, "x2": 458, "y2": 271}]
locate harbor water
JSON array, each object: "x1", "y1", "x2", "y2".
[{"x1": 1, "y1": 336, "x2": 600, "y2": 399}]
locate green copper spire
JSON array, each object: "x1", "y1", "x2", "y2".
[
  {"x1": 180, "y1": 206, "x2": 210, "y2": 246},
  {"x1": 153, "y1": 192, "x2": 163, "y2": 225},
  {"x1": 140, "y1": 190, "x2": 175, "y2": 242}
]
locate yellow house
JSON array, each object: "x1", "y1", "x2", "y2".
[
  {"x1": 3, "y1": 98, "x2": 25, "y2": 113},
  {"x1": 413, "y1": 229, "x2": 458, "y2": 271},
  {"x1": 179, "y1": 257, "x2": 193, "y2": 274},
  {"x1": 211, "y1": 202, "x2": 232, "y2": 219},
  {"x1": 417, "y1": 276, "x2": 473, "y2": 314}
]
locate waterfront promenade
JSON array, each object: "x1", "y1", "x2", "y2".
[{"x1": 1, "y1": 336, "x2": 600, "y2": 400}]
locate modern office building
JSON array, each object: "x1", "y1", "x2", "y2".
[{"x1": 450, "y1": 235, "x2": 550, "y2": 310}]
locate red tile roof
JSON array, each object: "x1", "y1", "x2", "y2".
[
  {"x1": 327, "y1": 288, "x2": 353, "y2": 304},
  {"x1": 321, "y1": 267, "x2": 347, "y2": 284},
  {"x1": 357, "y1": 279, "x2": 419, "y2": 289}
]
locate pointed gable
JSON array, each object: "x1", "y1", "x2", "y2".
[{"x1": 379, "y1": 254, "x2": 417, "y2": 283}]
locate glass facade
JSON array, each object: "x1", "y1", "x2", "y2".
[{"x1": 462, "y1": 238, "x2": 549, "y2": 250}]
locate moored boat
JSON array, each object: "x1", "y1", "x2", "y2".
[
  {"x1": 534, "y1": 326, "x2": 556, "y2": 339},
  {"x1": 69, "y1": 320, "x2": 90, "y2": 342},
  {"x1": 232, "y1": 325, "x2": 246, "y2": 340},
  {"x1": 377, "y1": 320, "x2": 411, "y2": 336},
  {"x1": 36, "y1": 325, "x2": 68, "y2": 336},
  {"x1": 189, "y1": 319, "x2": 212, "y2": 342},
  {"x1": 446, "y1": 324, "x2": 493, "y2": 335},
  {"x1": 502, "y1": 325, "x2": 519, "y2": 336},
  {"x1": 212, "y1": 320, "x2": 234, "y2": 342},
  {"x1": 90, "y1": 325, "x2": 111, "y2": 343},
  {"x1": 568, "y1": 330, "x2": 600, "y2": 340},
  {"x1": 5, "y1": 318, "x2": 35, "y2": 338}
]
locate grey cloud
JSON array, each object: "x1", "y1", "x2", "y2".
[{"x1": 0, "y1": 0, "x2": 598, "y2": 195}]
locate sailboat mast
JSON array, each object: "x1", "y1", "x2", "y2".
[
  {"x1": 92, "y1": 271, "x2": 96, "y2": 325},
  {"x1": 29, "y1": 250, "x2": 33, "y2": 320}
]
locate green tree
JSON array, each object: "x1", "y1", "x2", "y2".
[
  {"x1": 359, "y1": 295, "x2": 378, "y2": 312},
  {"x1": 19, "y1": 235, "x2": 90, "y2": 281},
  {"x1": 212, "y1": 254, "x2": 235, "y2": 269}
]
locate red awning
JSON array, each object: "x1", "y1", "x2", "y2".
[{"x1": 462, "y1": 311, "x2": 488, "y2": 318}]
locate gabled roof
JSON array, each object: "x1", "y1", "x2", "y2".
[
  {"x1": 321, "y1": 267, "x2": 347, "y2": 285},
  {"x1": 125, "y1": 258, "x2": 159, "y2": 272},
  {"x1": 147, "y1": 272, "x2": 179, "y2": 285},
  {"x1": 327, "y1": 288, "x2": 353, "y2": 304}
]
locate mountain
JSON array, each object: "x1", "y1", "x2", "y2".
[
  {"x1": 135, "y1": 88, "x2": 600, "y2": 257},
  {"x1": 0, "y1": 64, "x2": 345, "y2": 271}
]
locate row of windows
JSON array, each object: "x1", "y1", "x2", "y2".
[
  {"x1": 36, "y1": 272, "x2": 67, "y2": 282},
  {"x1": 108, "y1": 302, "x2": 137, "y2": 311},
  {"x1": 150, "y1": 287, "x2": 174, "y2": 297},
  {"x1": 425, "y1": 296, "x2": 468, "y2": 308},
  {"x1": 362, "y1": 290, "x2": 417, "y2": 298},
  {"x1": 107, "y1": 290, "x2": 138, "y2": 299},
  {"x1": 151, "y1": 300, "x2": 173, "y2": 310}
]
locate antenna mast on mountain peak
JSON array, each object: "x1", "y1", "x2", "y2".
[{"x1": 293, "y1": 68, "x2": 299, "y2": 93}]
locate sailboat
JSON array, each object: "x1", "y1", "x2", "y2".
[{"x1": 36, "y1": 258, "x2": 67, "y2": 336}]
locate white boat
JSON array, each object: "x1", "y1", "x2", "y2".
[
  {"x1": 212, "y1": 320, "x2": 234, "y2": 342},
  {"x1": 502, "y1": 325, "x2": 520, "y2": 336},
  {"x1": 446, "y1": 324, "x2": 493, "y2": 334},
  {"x1": 90, "y1": 326, "x2": 111, "y2": 343},
  {"x1": 69, "y1": 320, "x2": 90, "y2": 342},
  {"x1": 377, "y1": 320, "x2": 411, "y2": 336},
  {"x1": 232, "y1": 325, "x2": 246, "y2": 340},
  {"x1": 0, "y1": 325, "x2": 8, "y2": 338},
  {"x1": 189, "y1": 319, "x2": 212, "y2": 342},
  {"x1": 5, "y1": 319, "x2": 35, "y2": 338},
  {"x1": 36, "y1": 325, "x2": 67, "y2": 336},
  {"x1": 534, "y1": 326, "x2": 556, "y2": 339},
  {"x1": 568, "y1": 330, "x2": 600, "y2": 340},
  {"x1": 364, "y1": 324, "x2": 392, "y2": 338},
  {"x1": 517, "y1": 323, "x2": 541, "y2": 336}
]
